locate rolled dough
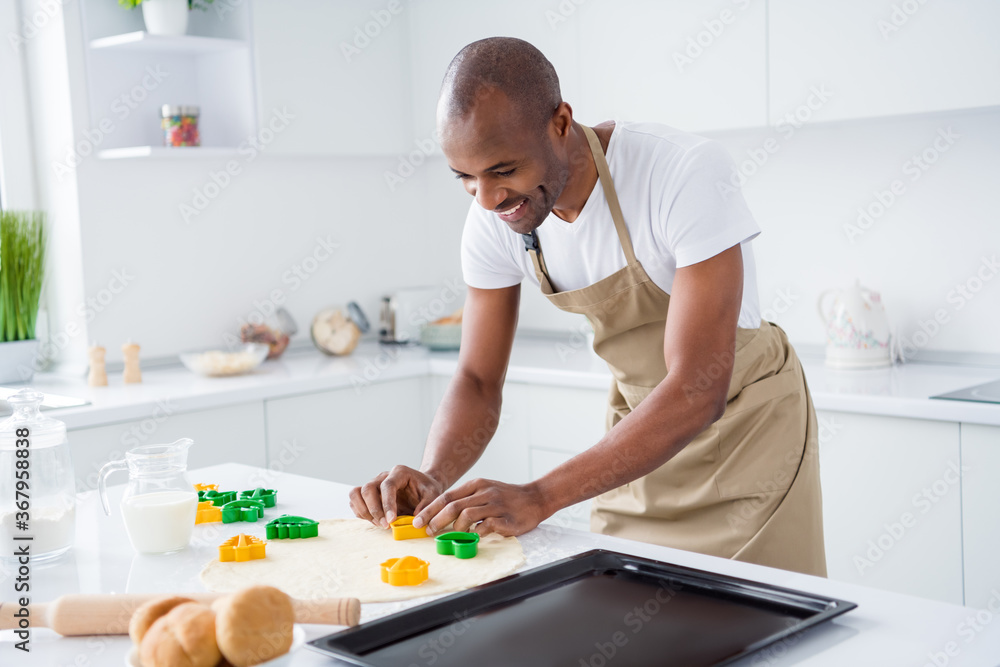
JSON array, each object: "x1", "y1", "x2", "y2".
[{"x1": 199, "y1": 519, "x2": 525, "y2": 603}]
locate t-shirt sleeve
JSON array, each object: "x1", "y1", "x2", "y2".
[
  {"x1": 460, "y1": 204, "x2": 525, "y2": 289},
  {"x1": 662, "y1": 140, "x2": 761, "y2": 268}
]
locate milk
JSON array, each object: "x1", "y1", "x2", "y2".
[{"x1": 121, "y1": 491, "x2": 197, "y2": 553}]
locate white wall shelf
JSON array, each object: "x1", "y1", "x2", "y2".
[
  {"x1": 98, "y1": 146, "x2": 242, "y2": 160},
  {"x1": 89, "y1": 31, "x2": 248, "y2": 53}
]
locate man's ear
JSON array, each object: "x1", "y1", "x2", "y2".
[{"x1": 550, "y1": 101, "x2": 574, "y2": 140}]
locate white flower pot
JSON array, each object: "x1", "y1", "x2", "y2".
[
  {"x1": 0, "y1": 339, "x2": 40, "y2": 383},
  {"x1": 142, "y1": 0, "x2": 189, "y2": 37}
]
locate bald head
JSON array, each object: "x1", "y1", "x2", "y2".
[{"x1": 438, "y1": 37, "x2": 562, "y2": 134}]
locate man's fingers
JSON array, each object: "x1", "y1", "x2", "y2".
[
  {"x1": 360, "y1": 473, "x2": 388, "y2": 528},
  {"x1": 380, "y1": 475, "x2": 402, "y2": 527},
  {"x1": 348, "y1": 487, "x2": 373, "y2": 521},
  {"x1": 427, "y1": 495, "x2": 489, "y2": 536},
  {"x1": 473, "y1": 516, "x2": 512, "y2": 537},
  {"x1": 452, "y1": 503, "x2": 493, "y2": 533}
]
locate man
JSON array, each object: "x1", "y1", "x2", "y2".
[{"x1": 350, "y1": 37, "x2": 826, "y2": 576}]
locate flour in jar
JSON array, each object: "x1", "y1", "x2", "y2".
[{"x1": 0, "y1": 504, "x2": 75, "y2": 558}]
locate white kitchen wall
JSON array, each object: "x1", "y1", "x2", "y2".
[{"x1": 26, "y1": 0, "x2": 1000, "y2": 366}]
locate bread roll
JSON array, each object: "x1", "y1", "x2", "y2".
[
  {"x1": 215, "y1": 586, "x2": 295, "y2": 667},
  {"x1": 128, "y1": 596, "x2": 196, "y2": 645},
  {"x1": 139, "y1": 602, "x2": 221, "y2": 667}
]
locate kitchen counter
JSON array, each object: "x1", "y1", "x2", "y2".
[
  {"x1": 22, "y1": 336, "x2": 1000, "y2": 429},
  {"x1": 2, "y1": 463, "x2": 998, "y2": 666}
]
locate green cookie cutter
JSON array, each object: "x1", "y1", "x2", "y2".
[
  {"x1": 265, "y1": 514, "x2": 319, "y2": 539},
  {"x1": 435, "y1": 531, "x2": 480, "y2": 559},
  {"x1": 239, "y1": 488, "x2": 277, "y2": 508},
  {"x1": 199, "y1": 489, "x2": 237, "y2": 506},
  {"x1": 221, "y1": 499, "x2": 266, "y2": 523}
]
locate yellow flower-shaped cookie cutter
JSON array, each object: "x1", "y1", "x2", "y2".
[{"x1": 380, "y1": 556, "x2": 428, "y2": 586}]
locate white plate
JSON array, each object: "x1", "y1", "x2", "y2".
[{"x1": 126, "y1": 624, "x2": 305, "y2": 666}]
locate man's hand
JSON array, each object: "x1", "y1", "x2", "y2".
[
  {"x1": 349, "y1": 465, "x2": 445, "y2": 529},
  {"x1": 413, "y1": 478, "x2": 550, "y2": 537}
]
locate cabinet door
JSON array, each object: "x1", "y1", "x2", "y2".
[
  {"x1": 264, "y1": 378, "x2": 425, "y2": 486},
  {"x1": 577, "y1": 0, "x2": 768, "y2": 132},
  {"x1": 69, "y1": 401, "x2": 267, "y2": 494},
  {"x1": 407, "y1": 0, "x2": 584, "y2": 152},
  {"x1": 251, "y1": 0, "x2": 412, "y2": 155},
  {"x1": 426, "y1": 377, "x2": 531, "y2": 486},
  {"x1": 530, "y1": 448, "x2": 592, "y2": 532},
  {"x1": 816, "y1": 410, "x2": 963, "y2": 604},
  {"x1": 961, "y1": 423, "x2": 1000, "y2": 609},
  {"x1": 525, "y1": 384, "x2": 608, "y2": 455},
  {"x1": 769, "y1": 0, "x2": 1000, "y2": 124}
]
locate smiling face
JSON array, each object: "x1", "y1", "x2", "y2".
[{"x1": 440, "y1": 88, "x2": 571, "y2": 236}]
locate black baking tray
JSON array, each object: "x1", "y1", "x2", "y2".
[{"x1": 308, "y1": 549, "x2": 857, "y2": 667}]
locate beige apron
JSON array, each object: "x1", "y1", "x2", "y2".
[{"x1": 521, "y1": 125, "x2": 827, "y2": 576}]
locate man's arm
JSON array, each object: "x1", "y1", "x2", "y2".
[
  {"x1": 349, "y1": 284, "x2": 520, "y2": 528},
  {"x1": 415, "y1": 244, "x2": 744, "y2": 535}
]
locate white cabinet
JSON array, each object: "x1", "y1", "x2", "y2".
[
  {"x1": 525, "y1": 384, "x2": 608, "y2": 531},
  {"x1": 407, "y1": 0, "x2": 584, "y2": 152},
  {"x1": 69, "y1": 401, "x2": 267, "y2": 493},
  {"x1": 768, "y1": 0, "x2": 1000, "y2": 124},
  {"x1": 425, "y1": 376, "x2": 531, "y2": 486},
  {"x1": 263, "y1": 377, "x2": 426, "y2": 486},
  {"x1": 251, "y1": 0, "x2": 412, "y2": 155},
  {"x1": 816, "y1": 410, "x2": 964, "y2": 604},
  {"x1": 961, "y1": 423, "x2": 1000, "y2": 609},
  {"x1": 576, "y1": 0, "x2": 768, "y2": 132}
]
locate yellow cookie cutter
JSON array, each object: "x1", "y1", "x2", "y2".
[
  {"x1": 195, "y1": 500, "x2": 222, "y2": 524},
  {"x1": 194, "y1": 483, "x2": 218, "y2": 492},
  {"x1": 218, "y1": 534, "x2": 267, "y2": 562},
  {"x1": 380, "y1": 556, "x2": 428, "y2": 586},
  {"x1": 390, "y1": 515, "x2": 428, "y2": 541}
]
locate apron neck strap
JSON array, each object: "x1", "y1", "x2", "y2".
[{"x1": 581, "y1": 124, "x2": 637, "y2": 265}]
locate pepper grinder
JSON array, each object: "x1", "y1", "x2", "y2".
[
  {"x1": 87, "y1": 343, "x2": 108, "y2": 387},
  {"x1": 122, "y1": 341, "x2": 142, "y2": 384}
]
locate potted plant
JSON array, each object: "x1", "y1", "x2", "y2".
[
  {"x1": 0, "y1": 210, "x2": 45, "y2": 383},
  {"x1": 118, "y1": 0, "x2": 215, "y2": 37}
]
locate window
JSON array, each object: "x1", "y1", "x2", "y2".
[{"x1": 0, "y1": 0, "x2": 38, "y2": 210}]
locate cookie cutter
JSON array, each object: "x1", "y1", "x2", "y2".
[
  {"x1": 265, "y1": 515, "x2": 318, "y2": 539},
  {"x1": 195, "y1": 500, "x2": 222, "y2": 524},
  {"x1": 390, "y1": 515, "x2": 428, "y2": 541},
  {"x1": 239, "y1": 488, "x2": 277, "y2": 508},
  {"x1": 193, "y1": 483, "x2": 218, "y2": 492},
  {"x1": 218, "y1": 533, "x2": 267, "y2": 562},
  {"x1": 199, "y1": 489, "x2": 237, "y2": 506},
  {"x1": 380, "y1": 556, "x2": 429, "y2": 586},
  {"x1": 221, "y1": 499, "x2": 266, "y2": 523},
  {"x1": 435, "y1": 531, "x2": 480, "y2": 559}
]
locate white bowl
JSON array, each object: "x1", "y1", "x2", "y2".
[
  {"x1": 126, "y1": 624, "x2": 305, "y2": 666},
  {"x1": 179, "y1": 343, "x2": 269, "y2": 377}
]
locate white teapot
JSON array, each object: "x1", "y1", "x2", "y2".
[{"x1": 817, "y1": 281, "x2": 893, "y2": 369}]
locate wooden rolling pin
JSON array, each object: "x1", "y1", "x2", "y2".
[{"x1": 0, "y1": 593, "x2": 360, "y2": 636}]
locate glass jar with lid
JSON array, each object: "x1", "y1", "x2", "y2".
[{"x1": 0, "y1": 388, "x2": 76, "y2": 561}]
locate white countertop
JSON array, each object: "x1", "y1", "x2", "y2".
[
  {"x1": 21, "y1": 336, "x2": 1000, "y2": 429},
  {"x1": 2, "y1": 463, "x2": 998, "y2": 666}
]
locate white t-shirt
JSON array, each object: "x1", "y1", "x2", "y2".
[{"x1": 461, "y1": 121, "x2": 763, "y2": 329}]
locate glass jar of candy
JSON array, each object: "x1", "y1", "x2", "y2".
[{"x1": 161, "y1": 104, "x2": 200, "y2": 147}]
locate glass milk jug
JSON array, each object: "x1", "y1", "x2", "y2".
[
  {"x1": 0, "y1": 388, "x2": 76, "y2": 561},
  {"x1": 98, "y1": 438, "x2": 198, "y2": 554}
]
